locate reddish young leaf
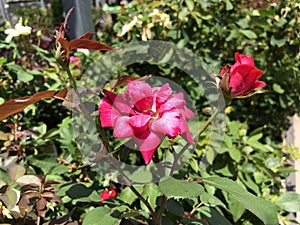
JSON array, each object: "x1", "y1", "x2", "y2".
[
  {"x1": 110, "y1": 75, "x2": 140, "y2": 90},
  {"x1": 0, "y1": 88, "x2": 68, "y2": 121},
  {"x1": 68, "y1": 38, "x2": 116, "y2": 52},
  {"x1": 19, "y1": 194, "x2": 35, "y2": 217},
  {"x1": 37, "y1": 197, "x2": 47, "y2": 217},
  {"x1": 56, "y1": 7, "x2": 117, "y2": 60}
]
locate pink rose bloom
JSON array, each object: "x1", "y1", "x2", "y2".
[
  {"x1": 98, "y1": 80, "x2": 194, "y2": 164},
  {"x1": 69, "y1": 56, "x2": 81, "y2": 68},
  {"x1": 220, "y1": 52, "x2": 266, "y2": 97}
]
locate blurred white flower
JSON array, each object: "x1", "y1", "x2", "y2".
[
  {"x1": 149, "y1": 9, "x2": 172, "y2": 29},
  {"x1": 5, "y1": 19, "x2": 32, "y2": 42},
  {"x1": 118, "y1": 16, "x2": 142, "y2": 37}
]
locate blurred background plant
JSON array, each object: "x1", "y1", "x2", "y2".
[{"x1": 0, "y1": 0, "x2": 299, "y2": 224}]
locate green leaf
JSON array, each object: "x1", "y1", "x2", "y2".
[
  {"x1": 66, "y1": 183, "x2": 100, "y2": 203},
  {"x1": 203, "y1": 177, "x2": 278, "y2": 225},
  {"x1": 240, "y1": 30, "x2": 257, "y2": 39},
  {"x1": 83, "y1": 207, "x2": 120, "y2": 225},
  {"x1": 272, "y1": 83, "x2": 285, "y2": 94},
  {"x1": 275, "y1": 192, "x2": 300, "y2": 212},
  {"x1": 159, "y1": 177, "x2": 204, "y2": 199},
  {"x1": 227, "y1": 194, "x2": 245, "y2": 222},
  {"x1": 270, "y1": 36, "x2": 287, "y2": 47},
  {"x1": 17, "y1": 72, "x2": 34, "y2": 82},
  {"x1": 225, "y1": 0, "x2": 233, "y2": 10},
  {"x1": 141, "y1": 184, "x2": 161, "y2": 211},
  {"x1": 185, "y1": 0, "x2": 194, "y2": 11},
  {"x1": 119, "y1": 185, "x2": 143, "y2": 205},
  {"x1": 228, "y1": 147, "x2": 241, "y2": 162},
  {"x1": 200, "y1": 192, "x2": 226, "y2": 208},
  {"x1": 200, "y1": 206, "x2": 233, "y2": 225}
]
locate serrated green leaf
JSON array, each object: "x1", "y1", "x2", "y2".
[
  {"x1": 159, "y1": 177, "x2": 204, "y2": 199},
  {"x1": 83, "y1": 207, "x2": 120, "y2": 225},
  {"x1": 141, "y1": 184, "x2": 160, "y2": 212},
  {"x1": 119, "y1": 185, "x2": 143, "y2": 205},
  {"x1": 227, "y1": 194, "x2": 245, "y2": 222},
  {"x1": 200, "y1": 191, "x2": 226, "y2": 208},
  {"x1": 203, "y1": 177, "x2": 278, "y2": 225}
]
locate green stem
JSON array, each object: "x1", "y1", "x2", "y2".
[{"x1": 196, "y1": 108, "x2": 220, "y2": 138}]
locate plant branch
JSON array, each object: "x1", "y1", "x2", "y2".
[
  {"x1": 128, "y1": 185, "x2": 157, "y2": 221},
  {"x1": 156, "y1": 195, "x2": 167, "y2": 225}
]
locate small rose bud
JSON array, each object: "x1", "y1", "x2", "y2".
[
  {"x1": 100, "y1": 186, "x2": 117, "y2": 203},
  {"x1": 219, "y1": 52, "x2": 266, "y2": 98}
]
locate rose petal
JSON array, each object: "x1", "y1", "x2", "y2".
[
  {"x1": 129, "y1": 114, "x2": 152, "y2": 127},
  {"x1": 113, "y1": 116, "x2": 134, "y2": 138},
  {"x1": 180, "y1": 119, "x2": 194, "y2": 144},
  {"x1": 243, "y1": 80, "x2": 266, "y2": 95},
  {"x1": 154, "y1": 83, "x2": 172, "y2": 104},
  {"x1": 134, "y1": 132, "x2": 164, "y2": 164},
  {"x1": 134, "y1": 96, "x2": 154, "y2": 112},
  {"x1": 126, "y1": 81, "x2": 152, "y2": 105},
  {"x1": 99, "y1": 98, "x2": 120, "y2": 127},
  {"x1": 230, "y1": 52, "x2": 255, "y2": 72},
  {"x1": 158, "y1": 94, "x2": 185, "y2": 112},
  {"x1": 151, "y1": 110, "x2": 181, "y2": 137}
]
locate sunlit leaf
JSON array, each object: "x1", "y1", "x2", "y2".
[
  {"x1": 203, "y1": 177, "x2": 278, "y2": 225},
  {"x1": 0, "y1": 88, "x2": 67, "y2": 121},
  {"x1": 159, "y1": 177, "x2": 204, "y2": 199}
]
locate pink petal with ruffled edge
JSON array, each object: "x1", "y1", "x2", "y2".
[
  {"x1": 153, "y1": 83, "x2": 172, "y2": 104},
  {"x1": 151, "y1": 110, "x2": 181, "y2": 137},
  {"x1": 126, "y1": 81, "x2": 152, "y2": 106},
  {"x1": 129, "y1": 114, "x2": 152, "y2": 128},
  {"x1": 134, "y1": 131, "x2": 164, "y2": 164},
  {"x1": 113, "y1": 116, "x2": 134, "y2": 138}
]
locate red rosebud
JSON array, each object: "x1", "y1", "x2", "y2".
[
  {"x1": 100, "y1": 186, "x2": 117, "y2": 202},
  {"x1": 219, "y1": 52, "x2": 266, "y2": 98}
]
